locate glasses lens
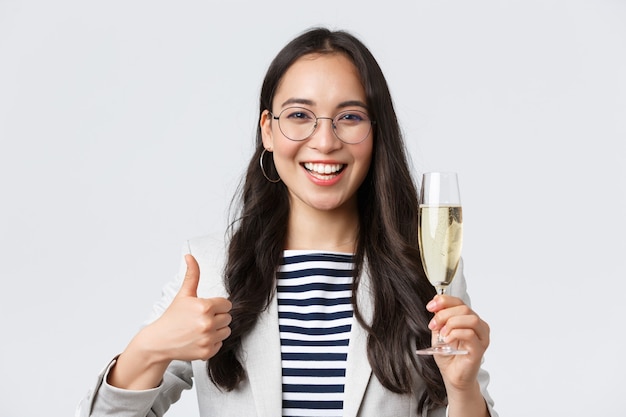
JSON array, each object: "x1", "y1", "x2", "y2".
[
  {"x1": 333, "y1": 110, "x2": 372, "y2": 144},
  {"x1": 277, "y1": 107, "x2": 316, "y2": 141}
]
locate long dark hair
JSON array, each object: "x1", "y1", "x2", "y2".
[{"x1": 208, "y1": 27, "x2": 446, "y2": 411}]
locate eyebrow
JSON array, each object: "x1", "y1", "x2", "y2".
[{"x1": 279, "y1": 98, "x2": 369, "y2": 110}]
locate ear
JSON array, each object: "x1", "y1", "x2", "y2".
[{"x1": 260, "y1": 110, "x2": 274, "y2": 151}]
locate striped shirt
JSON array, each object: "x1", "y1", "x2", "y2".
[{"x1": 277, "y1": 250, "x2": 355, "y2": 417}]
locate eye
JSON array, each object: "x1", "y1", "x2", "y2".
[
  {"x1": 283, "y1": 107, "x2": 314, "y2": 122},
  {"x1": 336, "y1": 111, "x2": 368, "y2": 124}
]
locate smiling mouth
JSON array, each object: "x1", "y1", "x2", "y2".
[{"x1": 303, "y1": 162, "x2": 346, "y2": 179}]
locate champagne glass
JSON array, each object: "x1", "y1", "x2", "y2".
[{"x1": 416, "y1": 172, "x2": 468, "y2": 355}]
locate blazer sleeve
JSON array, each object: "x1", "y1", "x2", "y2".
[
  {"x1": 445, "y1": 258, "x2": 499, "y2": 417},
  {"x1": 76, "y1": 237, "x2": 224, "y2": 417}
]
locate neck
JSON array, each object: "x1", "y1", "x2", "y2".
[{"x1": 285, "y1": 202, "x2": 359, "y2": 253}]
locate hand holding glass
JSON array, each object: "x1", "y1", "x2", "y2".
[{"x1": 416, "y1": 172, "x2": 468, "y2": 355}]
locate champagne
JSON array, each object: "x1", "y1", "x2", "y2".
[
  {"x1": 418, "y1": 205, "x2": 463, "y2": 291},
  {"x1": 416, "y1": 173, "x2": 469, "y2": 356}
]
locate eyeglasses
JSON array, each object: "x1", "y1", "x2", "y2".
[{"x1": 270, "y1": 107, "x2": 375, "y2": 144}]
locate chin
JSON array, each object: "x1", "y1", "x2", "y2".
[{"x1": 310, "y1": 199, "x2": 351, "y2": 212}]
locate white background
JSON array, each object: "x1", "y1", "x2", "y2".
[{"x1": 1, "y1": 1, "x2": 625, "y2": 416}]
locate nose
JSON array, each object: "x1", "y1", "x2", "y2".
[{"x1": 309, "y1": 117, "x2": 341, "y2": 152}]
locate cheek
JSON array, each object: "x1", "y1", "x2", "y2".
[
  {"x1": 354, "y1": 145, "x2": 374, "y2": 186},
  {"x1": 355, "y1": 143, "x2": 374, "y2": 171},
  {"x1": 272, "y1": 141, "x2": 301, "y2": 169}
]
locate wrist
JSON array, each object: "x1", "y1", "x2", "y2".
[
  {"x1": 445, "y1": 381, "x2": 488, "y2": 417},
  {"x1": 129, "y1": 326, "x2": 173, "y2": 367},
  {"x1": 107, "y1": 331, "x2": 172, "y2": 390}
]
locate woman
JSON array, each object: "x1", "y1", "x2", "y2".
[{"x1": 78, "y1": 27, "x2": 497, "y2": 417}]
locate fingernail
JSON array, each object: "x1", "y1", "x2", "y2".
[
  {"x1": 428, "y1": 318, "x2": 437, "y2": 330},
  {"x1": 426, "y1": 300, "x2": 437, "y2": 311},
  {"x1": 440, "y1": 326, "x2": 448, "y2": 339}
]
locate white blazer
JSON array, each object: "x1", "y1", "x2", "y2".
[{"x1": 77, "y1": 235, "x2": 498, "y2": 417}]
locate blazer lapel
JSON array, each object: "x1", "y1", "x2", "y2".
[
  {"x1": 241, "y1": 295, "x2": 283, "y2": 417},
  {"x1": 343, "y1": 265, "x2": 374, "y2": 417}
]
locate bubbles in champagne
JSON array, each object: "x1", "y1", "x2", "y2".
[{"x1": 418, "y1": 205, "x2": 463, "y2": 289}]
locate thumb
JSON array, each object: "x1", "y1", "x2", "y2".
[{"x1": 178, "y1": 254, "x2": 200, "y2": 297}]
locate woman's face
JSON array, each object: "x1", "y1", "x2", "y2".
[{"x1": 260, "y1": 53, "x2": 373, "y2": 216}]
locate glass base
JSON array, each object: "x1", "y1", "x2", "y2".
[{"x1": 416, "y1": 344, "x2": 468, "y2": 356}]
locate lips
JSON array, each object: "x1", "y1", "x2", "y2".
[{"x1": 303, "y1": 162, "x2": 345, "y2": 180}]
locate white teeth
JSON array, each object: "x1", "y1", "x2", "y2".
[{"x1": 303, "y1": 162, "x2": 344, "y2": 174}]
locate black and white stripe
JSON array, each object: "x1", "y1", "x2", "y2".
[{"x1": 277, "y1": 251, "x2": 355, "y2": 417}]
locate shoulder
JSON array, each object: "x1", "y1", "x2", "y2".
[
  {"x1": 187, "y1": 233, "x2": 227, "y2": 259},
  {"x1": 186, "y1": 233, "x2": 228, "y2": 298}
]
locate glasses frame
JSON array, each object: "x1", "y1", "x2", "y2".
[{"x1": 269, "y1": 106, "x2": 375, "y2": 145}]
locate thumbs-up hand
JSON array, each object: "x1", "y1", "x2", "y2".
[{"x1": 142, "y1": 254, "x2": 232, "y2": 363}]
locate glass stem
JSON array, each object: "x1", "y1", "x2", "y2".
[{"x1": 435, "y1": 286, "x2": 446, "y2": 344}]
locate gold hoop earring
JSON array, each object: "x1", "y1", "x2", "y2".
[{"x1": 260, "y1": 149, "x2": 281, "y2": 183}]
